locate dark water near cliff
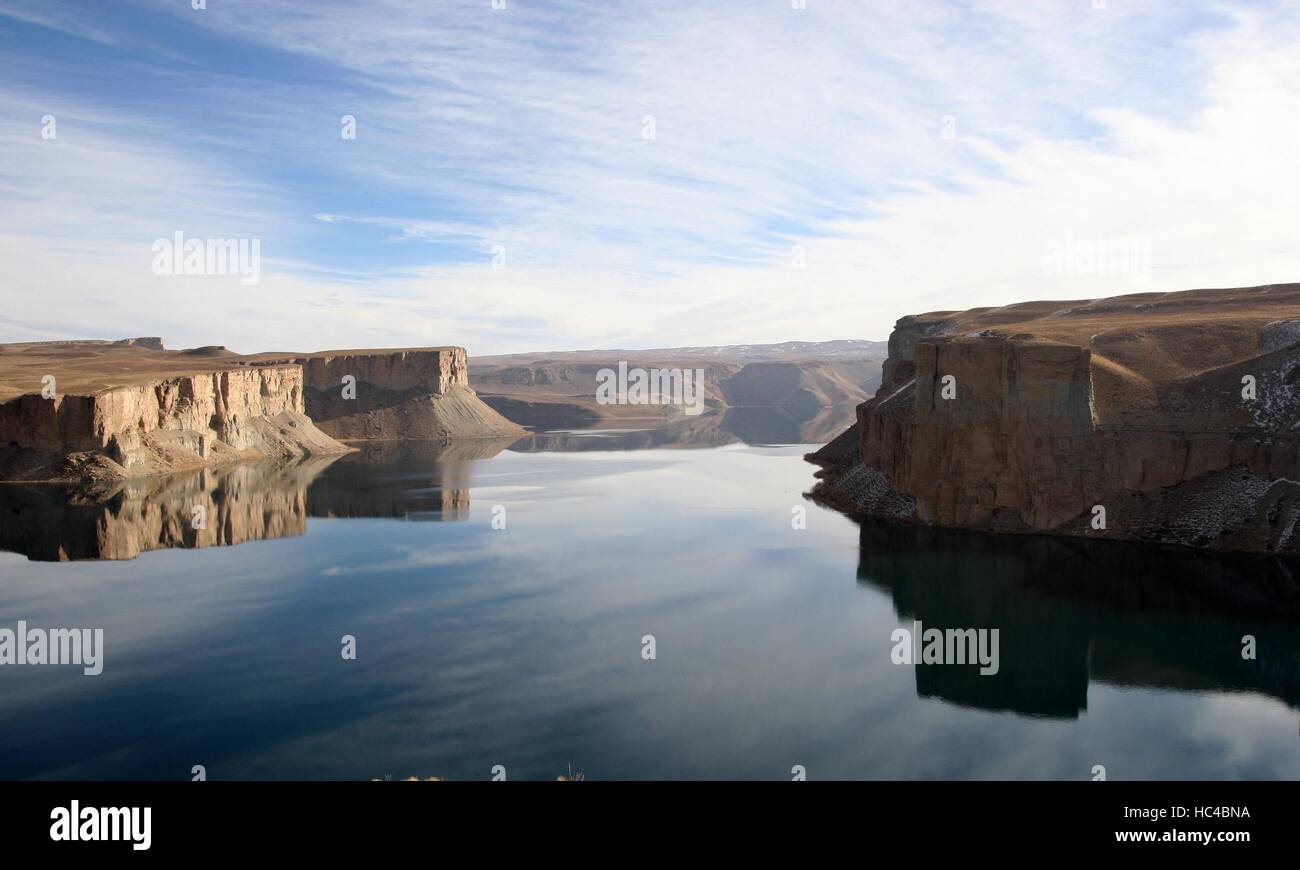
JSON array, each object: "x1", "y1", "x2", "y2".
[{"x1": 2, "y1": 428, "x2": 1300, "y2": 780}]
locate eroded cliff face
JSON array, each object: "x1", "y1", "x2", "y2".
[
  {"x1": 259, "y1": 347, "x2": 524, "y2": 441},
  {"x1": 0, "y1": 365, "x2": 349, "y2": 483},
  {"x1": 0, "y1": 342, "x2": 526, "y2": 483},
  {"x1": 295, "y1": 347, "x2": 467, "y2": 394},
  {"x1": 812, "y1": 284, "x2": 1300, "y2": 553}
]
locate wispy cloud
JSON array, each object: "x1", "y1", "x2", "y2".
[{"x1": 1, "y1": 0, "x2": 1298, "y2": 352}]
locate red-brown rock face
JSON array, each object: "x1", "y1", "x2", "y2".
[
  {"x1": 887, "y1": 339, "x2": 1097, "y2": 529},
  {"x1": 819, "y1": 284, "x2": 1300, "y2": 553}
]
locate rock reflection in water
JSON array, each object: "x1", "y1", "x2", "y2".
[
  {"x1": 507, "y1": 403, "x2": 860, "y2": 451},
  {"x1": 0, "y1": 438, "x2": 515, "y2": 561},
  {"x1": 307, "y1": 438, "x2": 515, "y2": 521},
  {"x1": 855, "y1": 520, "x2": 1300, "y2": 719},
  {"x1": 0, "y1": 458, "x2": 339, "y2": 562}
]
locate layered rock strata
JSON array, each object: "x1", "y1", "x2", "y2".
[
  {"x1": 255, "y1": 347, "x2": 524, "y2": 441},
  {"x1": 0, "y1": 364, "x2": 348, "y2": 483},
  {"x1": 810, "y1": 284, "x2": 1300, "y2": 553},
  {"x1": 1, "y1": 341, "x2": 522, "y2": 483}
]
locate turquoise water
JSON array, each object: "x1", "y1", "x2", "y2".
[{"x1": 1, "y1": 433, "x2": 1298, "y2": 780}]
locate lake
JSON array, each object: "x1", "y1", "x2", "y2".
[{"x1": 1, "y1": 427, "x2": 1298, "y2": 780}]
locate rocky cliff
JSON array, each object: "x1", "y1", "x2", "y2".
[
  {"x1": 0, "y1": 362, "x2": 348, "y2": 483},
  {"x1": 0, "y1": 340, "x2": 522, "y2": 484},
  {"x1": 256, "y1": 347, "x2": 524, "y2": 441},
  {"x1": 810, "y1": 284, "x2": 1300, "y2": 554}
]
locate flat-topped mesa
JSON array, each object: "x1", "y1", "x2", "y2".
[
  {"x1": 0, "y1": 341, "x2": 521, "y2": 484},
  {"x1": 291, "y1": 346, "x2": 468, "y2": 394},
  {"x1": 812, "y1": 283, "x2": 1300, "y2": 553},
  {"x1": 252, "y1": 347, "x2": 524, "y2": 441},
  {"x1": 0, "y1": 362, "x2": 349, "y2": 483}
]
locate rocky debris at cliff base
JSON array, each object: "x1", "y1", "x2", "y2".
[
  {"x1": 806, "y1": 460, "x2": 915, "y2": 519},
  {"x1": 1052, "y1": 466, "x2": 1300, "y2": 553}
]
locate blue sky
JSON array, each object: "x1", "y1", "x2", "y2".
[{"x1": 2, "y1": 0, "x2": 1299, "y2": 353}]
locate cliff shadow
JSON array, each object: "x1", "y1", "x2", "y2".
[{"x1": 853, "y1": 519, "x2": 1300, "y2": 719}]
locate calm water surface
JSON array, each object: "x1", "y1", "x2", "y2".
[{"x1": 1, "y1": 429, "x2": 1298, "y2": 780}]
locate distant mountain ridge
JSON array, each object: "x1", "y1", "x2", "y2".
[
  {"x1": 475, "y1": 339, "x2": 887, "y2": 365},
  {"x1": 470, "y1": 340, "x2": 889, "y2": 437}
]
